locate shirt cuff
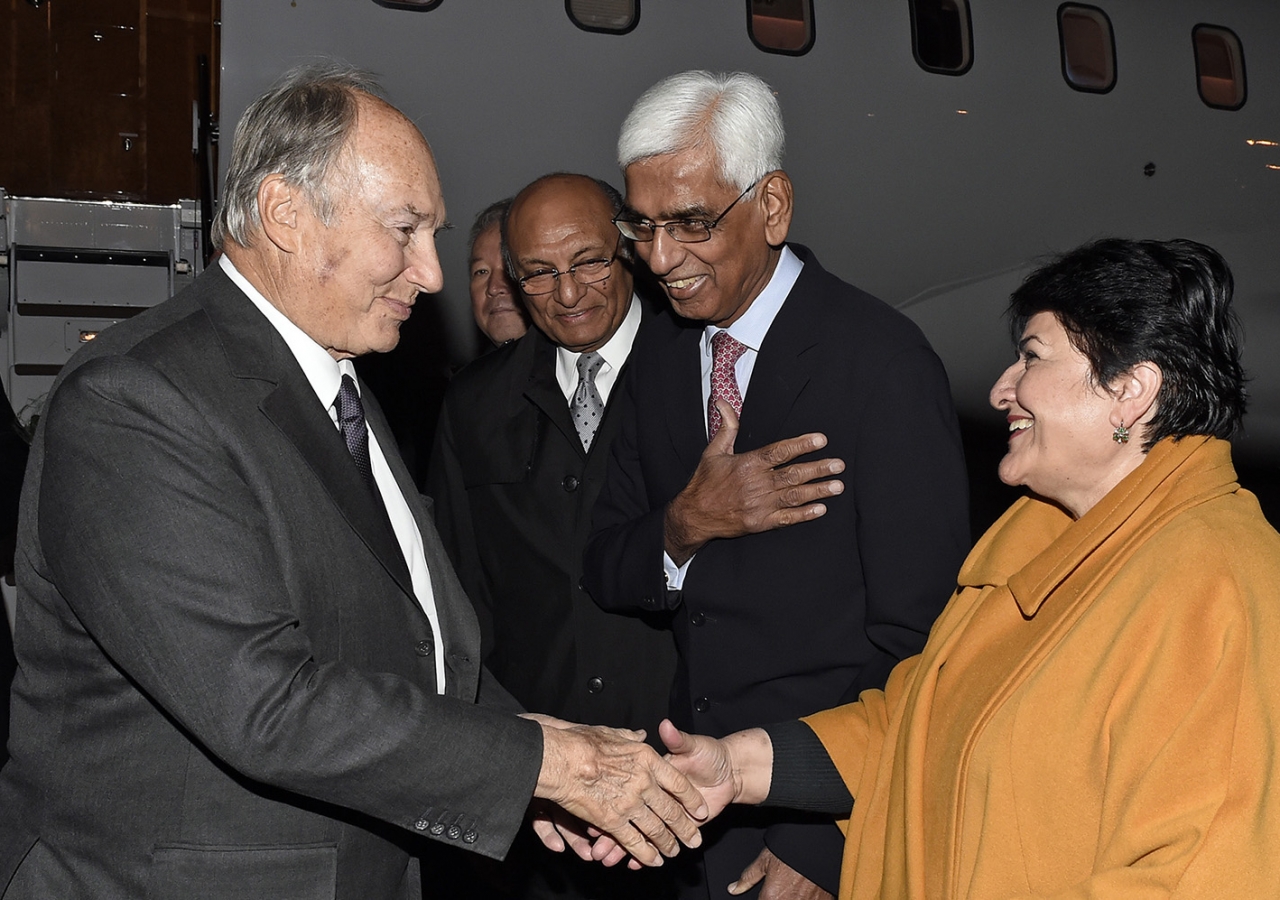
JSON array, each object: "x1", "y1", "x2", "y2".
[
  {"x1": 760, "y1": 720, "x2": 853, "y2": 815},
  {"x1": 662, "y1": 551, "x2": 693, "y2": 590}
]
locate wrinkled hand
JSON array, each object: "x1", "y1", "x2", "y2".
[
  {"x1": 535, "y1": 720, "x2": 708, "y2": 867},
  {"x1": 729, "y1": 847, "x2": 834, "y2": 899},
  {"x1": 664, "y1": 402, "x2": 844, "y2": 564}
]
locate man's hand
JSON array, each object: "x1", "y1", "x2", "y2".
[
  {"x1": 534, "y1": 720, "x2": 708, "y2": 867},
  {"x1": 729, "y1": 847, "x2": 835, "y2": 899},
  {"x1": 664, "y1": 402, "x2": 845, "y2": 564}
]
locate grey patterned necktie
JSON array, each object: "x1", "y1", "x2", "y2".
[
  {"x1": 334, "y1": 374, "x2": 377, "y2": 495},
  {"x1": 571, "y1": 351, "x2": 606, "y2": 451}
]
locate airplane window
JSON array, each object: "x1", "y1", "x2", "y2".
[
  {"x1": 371, "y1": 0, "x2": 443, "y2": 9},
  {"x1": 566, "y1": 0, "x2": 639, "y2": 34},
  {"x1": 910, "y1": 0, "x2": 973, "y2": 75},
  {"x1": 1058, "y1": 5, "x2": 1116, "y2": 93},
  {"x1": 1193, "y1": 25, "x2": 1246, "y2": 110},
  {"x1": 748, "y1": 0, "x2": 815, "y2": 56}
]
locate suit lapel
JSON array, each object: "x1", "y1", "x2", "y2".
[
  {"x1": 197, "y1": 275, "x2": 415, "y2": 601},
  {"x1": 665, "y1": 325, "x2": 710, "y2": 472},
  {"x1": 520, "y1": 331, "x2": 584, "y2": 458},
  {"x1": 735, "y1": 277, "x2": 819, "y2": 453}
]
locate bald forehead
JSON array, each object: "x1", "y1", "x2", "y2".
[{"x1": 522, "y1": 174, "x2": 610, "y2": 215}]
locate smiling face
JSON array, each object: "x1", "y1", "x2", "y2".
[
  {"x1": 622, "y1": 143, "x2": 790, "y2": 327},
  {"x1": 505, "y1": 175, "x2": 633, "y2": 353},
  {"x1": 285, "y1": 96, "x2": 447, "y2": 360},
  {"x1": 469, "y1": 224, "x2": 528, "y2": 345},
  {"x1": 989, "y1": 311, "x2": 1144, "y2": 517}
]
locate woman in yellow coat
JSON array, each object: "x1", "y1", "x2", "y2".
[{"x1": 659, "y1": 238, "x2": 1280, "y2": 899}]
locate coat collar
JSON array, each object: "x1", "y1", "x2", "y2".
[
  {"x1": 961, "y1": 436, "x2": 1238, "y2": 617},
  {"x1": 519, "y1": 298, "x2": 654, "y2": 458}
]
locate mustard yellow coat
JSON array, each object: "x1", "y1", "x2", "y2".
[{"x1": 806, "y1": 436, "x2": 1280, "y2": 899}]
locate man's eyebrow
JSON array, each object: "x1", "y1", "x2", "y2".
[{"x1": 621, "y1": 203, "x2": 716, "y2": 221}]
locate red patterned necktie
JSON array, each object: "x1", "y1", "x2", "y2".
[{"x1": 707, "y1": 330, "x2": 748, "y2": 441}]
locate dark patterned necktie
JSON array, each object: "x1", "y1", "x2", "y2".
[
  {"x1": 335, "y1": 374, "x2": 377, "y2": 495},
  {"x1": 708, "y1": 331, "x2": 748, "y2": 441},
  {"x1": 571, "y1": 351, "x2": 607, "y2": 451}
]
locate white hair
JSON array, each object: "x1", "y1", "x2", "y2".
[
  {"x1": 617, "y1": 70, "x2": 785, "y2": 192},
  {"x1": 212, "y1": 62, "x2": 383, "y2": 249}
]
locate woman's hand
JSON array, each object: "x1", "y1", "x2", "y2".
[{"x1": 661, "y1": 719, "x2": 774, "y2": 816}]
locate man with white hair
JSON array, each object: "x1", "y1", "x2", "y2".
[{"x1": 584, "y1": 71, "x2": 970, "y2": 899}]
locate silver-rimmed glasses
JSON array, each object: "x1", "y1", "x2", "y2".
[{"x1": 612, "y1": 181, "x2": 757, "y2": 243}]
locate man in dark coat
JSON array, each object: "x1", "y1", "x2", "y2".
[
  {"x1": 428, "y1": 173, "x2": 679, "y2": 898},
  {"x1": 583, "y1": 70, "x2": 971, "y2": 900},
  {"x1": 0, "y1": 65, "x2": 706, "y2": 900}
]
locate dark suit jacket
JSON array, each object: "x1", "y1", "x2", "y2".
[
  {"x1": 583, "y1": 245, "x2": 970, "y2": 898},
  {"x1": 427, "y1": 301, "x2": 676, "y2": 734},
  {"x1": 0, "y1": 265, "x2": 543, "y2": 900}
]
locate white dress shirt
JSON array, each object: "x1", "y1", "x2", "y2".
[
  {"x1": 553, "y1": 293, "x2": 643, "y2": 406},
  {"x1": 663, "y1": 246, "x2": 805, "y2": 589},
  {"x1": 220, "y1": 255, "x2": 446, "y2": 691}
]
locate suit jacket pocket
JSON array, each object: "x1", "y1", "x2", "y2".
[{"x1": 148, "y1": 843, "x2": 338, "y2": 900}]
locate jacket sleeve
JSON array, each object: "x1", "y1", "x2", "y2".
[
  {"x1": 582, "y1": 362, "x2": 679, "y2": 614},
  {"x1": 39, "y1": 355, "x2": 543, "y2": 860}
]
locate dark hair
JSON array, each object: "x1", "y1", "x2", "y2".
[
  {"x1": 468, "y1": 198, "x2": 513, "y2": 252},
  {"x1": 501, "y1": 173, "x2": 632, "y2": 280},
  {"x1": 1008, "y1": 238, "x2": 1246, "y2": 450}
]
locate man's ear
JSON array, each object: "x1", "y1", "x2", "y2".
[
  {"x1": 1112, "y1": 361, "x2": 1163, "y2": 433},
  {"x1": 759, "y1": 170, "x2": 793, "y2": 248},
  {"x1": 257, "y1": 175, "x2": 303, "y2": 254}
]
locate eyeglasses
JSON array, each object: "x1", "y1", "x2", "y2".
[
  {"x1": 517, "y1": 238, "x2": 622, "y2": 296},
  {"x1": 612, "y1": 181, "x2": 756, "y2": 244}
]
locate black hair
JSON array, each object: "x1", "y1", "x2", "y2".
[{"x1": 1008, "y1": 238, "x2": 1246, "y2": 450}]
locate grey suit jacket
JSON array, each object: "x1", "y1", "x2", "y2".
[{"x1": 0, "y1": 265, "x2": 542, "y2": 900}]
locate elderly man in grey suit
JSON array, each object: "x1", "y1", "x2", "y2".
[{"x1": 0, "y1": 64, "x2": 705, "y2": 900}]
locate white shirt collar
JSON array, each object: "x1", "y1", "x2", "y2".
[
  {"x1": 219, "y1": 254, "x2": 349, "y2": 408},
  {"x1": 704, "y1": 244, "x2": 803, "y2": 351},
  {"x1": 554, "y1": 293, "x2": 643, "y2": 405}
]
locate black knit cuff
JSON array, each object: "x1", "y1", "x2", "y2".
[{"x1": 760, "y1": 720, "x2": 853, "y2": 815}]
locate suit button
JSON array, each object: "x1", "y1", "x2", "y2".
[
  {"x1": 578, "y1": 576, "x2": 587, "y2": 592},
  {"x1": 690, "y1": 612, "x2": 706, "y2": 626},
  {"x1": 430, "y1": 822, "x2": 446, "y2": 836},
  {"x1": 587, "y1": 676, "x2": 605, "y2": 694},
  {"x1": 447, "y1": 824, "x2": 462, "y2": 840},
  {"x1": 562, "y1": 475, "x2": 579, "y2": 492},
  {"x1": 641, "y1": 596, "x2": 655, "y2": 608},
  {"x1": 414, "y1": 640, "x2": 433, "y2": 657},
  {"x1": 694, "y1": 697, "x2": 711, "y2": 713},
  {"x1": 413, "y1": 818, "x2": 429, "y2": 831},
  {"x1": 463, "y1": 830, "x2": 478, "y2": 844}
]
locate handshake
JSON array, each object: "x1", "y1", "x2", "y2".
[{"x1": 527, "y1": 715, "x2": 762, "y2": 869}]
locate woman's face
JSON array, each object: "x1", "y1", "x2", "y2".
[{"x1": 989, "y1": 312, "x2": 1129, "y2": 517}]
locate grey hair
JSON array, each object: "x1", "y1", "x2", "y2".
[
  {"x1": 468, "y1": 198, "x2": 513, "y2": 251},
  {"x1": 212, "y1": 62, "x2": 384, "y2": 249},
  {"x1": 501, "y1": 174, "x2": 633, "y2": 280},
  {"x1": 617, "y1": 70, "x2": 785, "y2": 193}
]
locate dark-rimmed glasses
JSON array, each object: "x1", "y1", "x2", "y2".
[
  {"x1": 517, "y1": 238, "x2": 622, "y2": 296},
  {"x1": 612, "y1": 181, "x2": 756, "y2": 244}
]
